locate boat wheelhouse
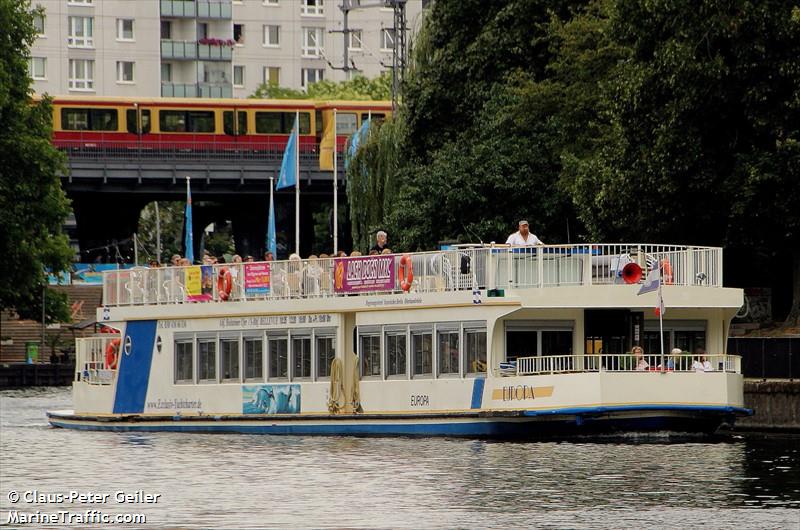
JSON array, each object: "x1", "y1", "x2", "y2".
[{"x1": 48, "y1": 243, "x2": 749, "y2": 436}]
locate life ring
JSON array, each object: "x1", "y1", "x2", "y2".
[
  {"x1": 661, "y1": 259, "x2": 673, "y2": 284},
  {"x1": 105, "y1": 338, "x2": 121, "y2": 370},
  {"x1": 399, "y1": 254, "x2": 414, "y2": 292},
  {"x1": 217, "y1": 267, "x2": 233, "y2": 301}
]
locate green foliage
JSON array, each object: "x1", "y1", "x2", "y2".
[
  {"x1": 204, "y1": 222, "x2": 235, "y2": 258},
  {"x1": 137, "y1": 201, "x2": 185, "y2": 263},
  {"x1": 0, "y1": 0, "x2": 73, "y2": 322},
  {"x1": 251, "y1": 73, "x2": 392, "y2": 101}
]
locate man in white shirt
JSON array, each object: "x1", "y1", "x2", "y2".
[{"x1": 506, "y1": 220, "x2": 544, "y2": 246}]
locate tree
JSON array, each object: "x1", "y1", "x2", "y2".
[
  {"x1": 251, "y1": 73, "x2": 392, "y2": 100},
  {"x1": 137, "y1": 201, "x2": 185, "y2": 263},
  {"x1": 0, "y1": 0, "x2": 72, "y2": 322}
]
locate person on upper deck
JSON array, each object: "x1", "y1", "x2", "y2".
[
  {"x1": 371, "y1": 231, "x2": 389, "y2": 254},
  {"x1": 506, "y1": 220, "x2": 544, "y2": 246},
  {"x1": 632, "y1": 345, "x2": 649, "y2": 371}
]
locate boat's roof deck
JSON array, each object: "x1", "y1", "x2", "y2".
[{"x1": 101, "y1": 244, "x2": 723, "y2": 308}]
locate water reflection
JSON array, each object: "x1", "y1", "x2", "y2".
[{"x1": 1, "y1": 388, "x2": 797, "y2": 529}]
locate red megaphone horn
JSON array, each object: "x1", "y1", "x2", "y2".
[{"x1": 622, "y1": 262, "x2": 643, "y2": 284}]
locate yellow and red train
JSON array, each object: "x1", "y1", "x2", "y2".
[{"x1": 47, "y1": 96, "x2": 392, "y2": 170}]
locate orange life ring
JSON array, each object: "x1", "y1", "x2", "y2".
[
  {"x1": 105, "y1": 338, "x2": 121, "y2": 370},
  {"x1": 217, "y1": 267, "x2": 233, "y2": 301},
  {"x1": 399, "y1": 254, "x2": 414, "y2": 292},
  {"x1": 661, "y1": 259, "x2": 673, "y2": 284}
]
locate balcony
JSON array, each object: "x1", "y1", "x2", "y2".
[
  {"x1": 199, "y1": 82, "x2": 232, "y2": 98},
  {"x1": 161, "y1": 0, "x2": 232, "y2": 19},
  {"x1": 161, "y1": 40, "x2": 197, "y2": 60},
  {"x1": 197, "y1": 42, "x2": 233, "y2": 61},
  {"x1": 161, "y1": 82, "x2": 232, "y2": 98}
]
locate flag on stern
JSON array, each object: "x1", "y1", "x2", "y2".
[
  {"x1": 184, "y1": 177, "x2": 194, "y2": 264},
  {"x1": 637, "y1": 267, "x2": 660, "y2": 295},
  {"x1": 276, "y1": 117, "x2": 298, "y2": 190}
]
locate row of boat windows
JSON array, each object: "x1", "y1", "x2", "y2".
[
  {"x1": 358, "y1": 322, "x2": 487, "y2": 379},
  {"x1": 174, "y1": 328, "x2": 335, "y2": 384}
]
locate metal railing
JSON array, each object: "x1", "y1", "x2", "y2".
[
  {"x1": 161, "y1": 40, "x2": 197, "y2": 60},
  {"x1": 101, "y1": 244, "x2": 723, "y2": 307},
  {"x1": 515, "y1": 354, "x2": 741, "y2": 375},
  {"x1": 197, "y1": 0, "x2": 232, "y2": 19},
  {"x1": 75, "y1": 335, "x2": 120, "y2": 385},
  {"x1": 197, "y1": 43, "x2": 233, "y2": 60}
]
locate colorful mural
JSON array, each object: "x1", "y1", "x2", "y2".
[{"x1": 242, "y1": 385, "x2": 301, "y2": 414}]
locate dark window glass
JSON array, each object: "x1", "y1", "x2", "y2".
[
  {"x1": 175, "y1": 341, "x2": 193, "y2": 382},
  {"x1": 238, "y1": 111, "x2": 247, "y2": 135},
  {"x1": 126, "y1": 109, "x2": 151, "y2": 134},
  {"x1": 437, "y1": 330, "x2": 459, "y2": 375},
  {"x1": 412, "y1": 332, "x2": 432, "y2": 376},
  {"x1": 292, "y1": 336, "x2": 312, "y2": 379},
  {"x1": 188, "y1": 111, "x2": 214, "y2": 132},
  {"x1": 360, "y1": 335, "x2": 380, "y2": 376},
  {"x1": 386, "y1": 333, "x2": 406, "y2": 377},
  {"x1": 223, "y1": 111, "x2": 234, "y2": 135},
  {"x1": 244, "y1": 338, "x2": 263, "y2": 380},
  {"x1": 316, "y1": 336, "x2": 335, "y2": 378},
  {"x1": 541, "y1": 330, "x2": 572, "y2": 355},
  {"x1": 268, "y1": 336, "x2": 288, "y2": 378},
  {"x1": 221, "y1": 338, "x2": 239, "y2": 381},
  {"x1": 61, "y1": 108, "x2": 118, "y2": 131},
  {"x1": 160, "y1": 110, "x2": 215, "y2": 133},
  {"x1": 160, "y1": 110, "x2": 186, "y2": 132},
  {"x1": 197, "y1": 340, "x2": 216, "y2": 381},
  {"x1": 254, "y1": 111, "x2": 311, "y2": 134},
  {"x1": 465, "y1": 330, "x2": 487, "y2": 373}
]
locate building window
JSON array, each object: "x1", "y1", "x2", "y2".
[
  {"x1": 412, "y1": 331, "x2": 433, "y2": 377},
  {"x1": 197, "y1": 339, "x2": 217, "y2": 382},
  {"x1": 348, "y1": 30, "x2": 362, "y2": 51},
  {"x1": 301, "y1": 27, "x2": 323, "y2": 57},
  {"x1": 316, "y1": 335, "x2": 335, "y2": 379},
  {"x1": 300, "y1": 67, "x2": 324, "y2": 88},
  {"x1": 264, "y1": 0, "x2": 279, "y2": 5},
  {"x1": 68, "y1": 59, "x2": 94, "y2": 91},
  {"x1": 233, "y1": 23, "x2": 244, "y2": 45},
  {"x1": 33, "y1": 13, "x2": 45, "y2": 35},
  {"x1": 385, "y1": 332, "x2": 407, "y2": 377},
  {"x1": 381, "y1": 27, "x2": 395, "y2": 51},
  {"x1": 160, "y1": 20, "x2": 172, "y2": 40},
  {"x1": 263, "y1": 66, "x2": 280, "y2": 85},
  {"x1": 161, "y1": 63, "x2": 172, "y2": 82},
  {"x1": 437, "y1": 329, "x2": 460, "y2": 376},
  {"x1": 221, "y1": 338, "x2": 240, "y2": 382},
  {"x1": 360, "y1": 334, "x2": 381, "y2": 377},
  {"x1": 268, "y1": 336, "x2": 288, "y2": 379},
  {"x1": 175, "y1": 340, "x2": 194, "y2": 383},
  {"x1": 292, "y1": 336, "x2": 312, "y2": 379},
  {"x1": 29, "y1": 57, "x2": 47, "y2": 80},
  {"x1": 68, "y1": 0, "x2": 93, "y2": 4},
  {"x1": 116, "y1": 61, "x2": 134, "y2": 83},
  {"x1": 301, "y1": 0, "x2": 323, "y2": 16},
  {"x1": 116, "y1": 18, "x2": 134, "y2": 41},
  {"x1": 244, "y1": 337, "x2": 263, "y2": 381},
  {"x1": 233, "y1": 65, "x2": 245, "y2": 87},
  {"x1": 67, "y1": 16, "x2": 93, "y2": 48},
  {"x1": 198, "y1": 22, "x2": 208, "y2": 40},
  {"x1": 263, "y1": 24, "x2": 280, "y2": 47},
  {"x1": 465, "y1": 329, "x2": 487, "y2": 373}
]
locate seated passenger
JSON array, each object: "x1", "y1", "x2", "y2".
[
  {"x1": 632, "y1": 345, "x2": 649, "y2": 371},
  {"x1": 505, "y1": 220, "x2": 544, "y2": 246}
]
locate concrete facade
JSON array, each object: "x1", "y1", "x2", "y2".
[{"x1": 29, "y1": 0, "x2": 424, "y2": 98}]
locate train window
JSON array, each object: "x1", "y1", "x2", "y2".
[
  {"x1": 223, "y1": 111, "x2": 248, "y2": 136},
  {"x1": 315, "y1": 110, "x2": 322, "y2": 136},
  {"x1": 254, "y1": 111, "x2": 311, "y2": 134},
  {"x1": 125, "y1": 109, "x2": 151, "y2": 134},
  {"x1": 367, "y1": 113, "x2": 386, "y2": 125},
  {"x1": 160, "y1": 110, "x2": 215, "y2": 133},
  {"x1": 61, "y1": 108, "x2": 118, "y2": 131},
  {"x1": 336, "y1": 113, "x2": 358, "y2": 134},
  {"x1": 223, "y1": 111, "x2": 234, "y2": 135}
]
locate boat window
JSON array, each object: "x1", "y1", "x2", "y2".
[
  {"x1": 292, "y1": 335, "x2": 312, "y2": 379},
  {"x1": 254, "y1": 111, "x2": 311, "y2": 134},
  {"x1": 315, "y1": 335, "x2": 335, "y2": 379},
  {"x1": 61, "y1": 108, "x2": 118, "y2": 131},
  {"x1": 335, "y1": 112, "x2": 358, "y2": 135},
  {"x1": 175, "y1": 340, "x2": 194, "y2": 383},
  {"x1": 411, "y1": 331, "x2": 432, "y2": 377},
  {"x1": 360, "y1": 334, "x2": 381, "y2": 377},
  {"x1": 268, "y1": 336, "x2": 288, "y2": 379},
  {"x1": 197, "y1": 339, "x2": 217, "y2": 381},
  {"x1": 385, "y1": 332, "x2": 407, "y2": 377},
  {"x1": 541, "y1": 330, "x2": 572, "y2": 355},
  {"x1": 221, "y1": 337, "x2": 240, "y2": 382},
  {"x1": 465, "y1": 329, "x2": 487, "y2": 373},
  {"x1": 244, "y1": 337, "x2": 264, "y2": 381},
  {"x1": 437, "y1": 330, "x2": 460, "y2": 376}
]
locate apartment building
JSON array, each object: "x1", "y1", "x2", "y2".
[{"x1": 28, "y1": 0, "x2": 424, "y2": 98}]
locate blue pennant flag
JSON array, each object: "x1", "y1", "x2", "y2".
[
  {"x1": 184, "y1": 177, "x2": 194, "y2": 264},
  {"x1": 276, "y1": 117, "x2": 298, "y2": 190},
  {"x1": 266, "y1": 187, "x2": 277, "y2": 259},
  {"x1": 344, "y1": 118, "x2": 371, "y2": 171}
]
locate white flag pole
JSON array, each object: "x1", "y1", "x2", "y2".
[
  {"x1": 658, "y1": 270, "x2": 665, "y2": 372},
  {"x1": 333, "y1": 108, "x2": 338, "y2": 255},
  {"x1": 295, "y1": 110, "x2": 300, "y2": 256}
]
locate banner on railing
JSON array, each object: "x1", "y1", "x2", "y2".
[
  {"x1": 245, "y1": 263, "x2": 271, "y2": 295},
  {"x1": 333, "y1": 256, "x2": 395, "y2": 293},
  {"x1": 186, "y1": 266, "x2": 213, "y2": 302}
]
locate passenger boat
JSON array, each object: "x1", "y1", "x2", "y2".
[{"x1": 47, "y1": 244, "x2": 750, "y2": 436}]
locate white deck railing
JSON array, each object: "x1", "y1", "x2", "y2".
[
  {"x1": 515, "y1": 354, "x2": 741, "y2": 376},
  {"x1": 101, "y1": 244, "x2": 722, "y2": 307},
  {"x1": 75, "y1": 335, "x2": 120, "y2": 385}
]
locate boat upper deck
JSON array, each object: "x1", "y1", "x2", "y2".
[{"x1": 101, "y1": 243, "x2": 723, "y2": 308}]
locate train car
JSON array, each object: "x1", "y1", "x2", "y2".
[
  {"x1": 317, "y1": 100, "x2": 393, "y2": 171},
  {"x1": 47, "y1": 96, "x2": 392, "y2": 170}
]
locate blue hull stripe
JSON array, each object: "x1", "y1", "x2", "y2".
[
  {"x1": 521, "y1": 404, "x2": 752, "y2": 417},
  {"x1": 470, "y1": 377, "x2": 485, "y2": 409},
  {"x1": 112, "y1": 320, "x2": 157, "y2": 414}
]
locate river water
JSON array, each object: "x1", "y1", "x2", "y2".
[{"x1": 1, "y1": 387, "x2": 798, "y2": 529}]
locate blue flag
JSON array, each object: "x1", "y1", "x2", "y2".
[
  {"x1": 276, "y1": 117, "x2": 298, "y2": 190},
  {"x1": 267, "y1": 188, "x2": 277, "y2": 259},
  {"x1": 344, "y1": 118, "x2": 370, "y2": 171},
  {"x1": 184, "y1": 177, "x2": 194, "y2": 264}
]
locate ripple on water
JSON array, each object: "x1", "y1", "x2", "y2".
[{"x1": 1, "y1": 387, "x2": 799, "y2": 529}]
